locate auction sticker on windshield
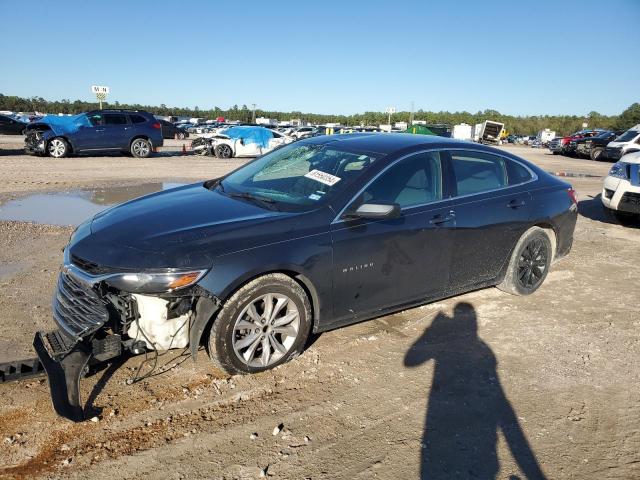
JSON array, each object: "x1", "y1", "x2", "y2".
[{"x1": 304, "y1": 169, "x2": 341, "y2": 186}]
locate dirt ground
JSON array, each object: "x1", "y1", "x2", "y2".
[{"x1": 0, "y1": 135, "x2": 638, "y2": 480}]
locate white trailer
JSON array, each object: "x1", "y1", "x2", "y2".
[
  {"x1": 473, "y1": 120, "x2": 504, "y2": 144},
  {"x1": 536, "y1": 129, "x2": 556, "y2": 145},
  {"x1": 452, "y1": 123, "x2": 472, "y2": 141}
]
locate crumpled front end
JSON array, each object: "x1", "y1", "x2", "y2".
[
  {"x1": 34, "y1": 250, "x2": 220, "y2": 422},
  {"x1": 24, "y1": 128, "x2": 49, "y2": 155}
]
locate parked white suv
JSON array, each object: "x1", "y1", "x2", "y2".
[
  {"x1": 602, "y1": 151, "x2": 640, "y2": 223},
  {"x1": 603, "y1": 124, "x2": 640, "y2": 161}
]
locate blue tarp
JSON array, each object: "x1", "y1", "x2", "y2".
[
  {"x1": 222, "y1": 126, "x2": 274, "y2": 148},
  {"x1": 35, "y1": 113, "x2": 91, "y2": 135}
]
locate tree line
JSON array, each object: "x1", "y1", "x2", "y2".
[{"x1": 1, "y1": 93, "x2": 638, "y2": 136}]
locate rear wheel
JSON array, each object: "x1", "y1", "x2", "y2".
[
  {"x1": 206, "y1": 273, "x2": 312, "y2": 374},
  {"x1": 497, "y1": 227, "x2": 552, "y2": 296},
  {"x1": 47, "y1": 137, "x2": 69, "y2": 158},
  {"x1": 591, "y1": 147, "x2": 604, "y2": 161},
  {"x1": 215, "y1": 144, "x2": 233, "y2": 158},
  {"x1": 131, "y1": 138, "x2": 152, "y2": 158}
]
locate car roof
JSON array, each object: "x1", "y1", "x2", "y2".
[
  {"x1": 85, "y1": 109, "x2": 151, "y2": 115},
  {"x1": 300, "y1": 132, "x2": 471, "y2": 155}
]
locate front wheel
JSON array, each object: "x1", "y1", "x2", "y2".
[
  {"x1": 497, "y1": 227, "x2": 552, "y2": 296},
  {"x1": 215, "y1": 144, "x2": 233, "y2": 158},
  {"x1": 131, "y1": 138, "x2": 152, "y2": 158},
  {"x1": 206, "y1": 273, "x2": 312, "y2": 374},
  {"x1": 177, "y1": 132, "x2": 186, "y2": 140},
  {"x1": 47, "y1": 137, "x2": 69, "y2": 158}
]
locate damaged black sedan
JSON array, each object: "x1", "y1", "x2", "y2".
[{"x1": 35, "y1": 133, "x2": 578, "y2": 420}]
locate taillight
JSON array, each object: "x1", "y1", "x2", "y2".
[
  {"x1": 151, "y1": 122, "x2": 161, "y2": 129},
  {"x1": 567, "y1": 188, "x2": 578, "y2": 205}
]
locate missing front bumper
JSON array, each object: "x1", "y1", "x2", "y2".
[
  {"x1": 33, "y1": 331, "x2": 92, "y2": 422},
  {"x1": 33, "y1": 330, "x2": 124, "y2": 421},
  {"x1": 34, "y1": 292, "x2": 220, "y2": 421}
]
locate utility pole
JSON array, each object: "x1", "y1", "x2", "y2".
[
  {"x1": 251, "y1": 104, "x2": 256, "y2": 123},
  {"x1": 385, "y1": 106, "x2": 396, "y2": 131},
  {"x1": 409, "y1": 101, "x2": 414, "y2": 126}
]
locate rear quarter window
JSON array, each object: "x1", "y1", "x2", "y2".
[
  {"x1": 129, "y1": 114, "x2": 147, "y2": 124},
  {"x1": 506, "y1": 159, "x2": 533, "y2": 185}
]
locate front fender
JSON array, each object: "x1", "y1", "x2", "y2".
[{"x1": 196, "y1": 232, "x2": 333, "y2": 329}]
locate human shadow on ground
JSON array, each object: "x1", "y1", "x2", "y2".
[{"x1": 404, "y1": 302, "x2": 547, "y2": 479}]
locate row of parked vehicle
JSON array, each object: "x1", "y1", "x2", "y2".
[{"x1": 547, "y1": 125, "x2": 640, "y2": 161}]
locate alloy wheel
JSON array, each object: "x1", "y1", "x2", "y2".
[
  {"x1": 517, "y1": 238, "x2": 548, "y2": 290},
  {"x1": 218, "y1": 144, "x2": 232, "y2": 158},
  {"x1": 132, "y1": 139, "x2": 150, "y2": 157},
  {"x1": 48, "y1": 139, "x2": 66, "y2": 158},
  {"x1": 232, "y1": 293, "x2": 300, "y2": 368}
]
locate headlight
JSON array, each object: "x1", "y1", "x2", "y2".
[
  {"x1": 105, "y1": 270, "x2": 207, "y2": 294},
  {"x1": 608, "y1": 162, "x2": 629, "y2": 180}
]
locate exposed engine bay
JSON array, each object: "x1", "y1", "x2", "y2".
[{"x1": 33, "y1": 257, "x2": 220, "y2": 422}]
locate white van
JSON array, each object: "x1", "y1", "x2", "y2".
[{"x1": 604, "y1": 124, "x2": 640, "y2": 161}]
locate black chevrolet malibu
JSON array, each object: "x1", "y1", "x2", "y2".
[{"x1": 35, "y1": 133, "x2": 577, "y2": 420}]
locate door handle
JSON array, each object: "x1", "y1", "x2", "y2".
[
  {"x1": 429, "y1": 211, "x2": 455, "y2": 225},
  {"x1": 507, "y1": 199, "x2": 526, "y2": 209},
  {"x1": 95, "y1": 128, "x2": 106, "y2": 132}
]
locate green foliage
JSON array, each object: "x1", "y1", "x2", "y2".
[
  {"x1": 0, "y1": 93, "x2": 631, "y2": 136},
  {"x1": 614, "y1": 103, "x2": 640, "y2": 131}
]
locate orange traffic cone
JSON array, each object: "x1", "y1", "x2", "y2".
[{"x1": 182, "y1": 144, "x2": 186, "y2": 154}]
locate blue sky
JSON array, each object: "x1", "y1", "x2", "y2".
[{"x1": 1, "y1": 0, "x2": 638, "y2": 116}]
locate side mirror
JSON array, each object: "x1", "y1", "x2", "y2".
[
  {"x1": 344, "y1": 202, "x2": 401, "y2": 220},
  {"x1": 239, "y1": 138, "x2": 244, "y2": 145}
]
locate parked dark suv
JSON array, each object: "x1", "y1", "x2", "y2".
[
  {"x1": 0, "y1": 114, "x2": 28, "y2": 135},
  {"x1": 24, "y1": 109, "x2": 163, "y2": 158},
  {"x1": 158, "y1": 119, "x2": 189, "y2": 140}
]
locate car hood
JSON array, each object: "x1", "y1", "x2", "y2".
[
  {"x1": 607, "y1": 141, "x2": 630, "y2": 148},
  {"x1": 69, "y1": 183, "x2": 315, "y2": 270}
]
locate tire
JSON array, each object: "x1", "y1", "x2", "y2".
[
  {"x1": 206, "y1": 273, "x2": 312, "y2": 374},
  {"x1": 130, "y1": 138, "x2": 152, "y2": 158},
  {"x1": 177, "y1": 132, "x2": 186, "y2": 140},
  {"x1": 591, "y1": 147, "x2": 604, "y2": 161},
  {"x1": 47, "y1": 137, "x2": 69, "y2": 158},
  {"x1": 215, "y1": 144, "x2": 233, "y2": 158},
  {"x1": 497, "y1": 227, "x2": 552, "y2": 296}
]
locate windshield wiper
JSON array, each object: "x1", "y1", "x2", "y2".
[{"x1": 227, "y1": 191, "x2": 278, "y2": 209}]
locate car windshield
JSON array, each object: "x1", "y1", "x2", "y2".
[
  {"x1": 615, "y1": 130, "x2": 639, "y2": 142},
  {"x1": 219, "y1": 143, "x2": 382, "y2": 209}
]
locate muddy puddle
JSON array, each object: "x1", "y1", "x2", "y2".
[{"x1": 0, "y1": 182, "x2": 185, "y2": 226}]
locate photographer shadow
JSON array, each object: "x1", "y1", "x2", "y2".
[{"x1": 404, "y1": 302, "x2": 546, "y2": 479}]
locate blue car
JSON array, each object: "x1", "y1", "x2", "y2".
[
  {"x1": 24, "y1": 109, "x2": 164, "y2": 158},
  {"x1": 34, "y1": 133, "x2": 577, "y2": 420}
]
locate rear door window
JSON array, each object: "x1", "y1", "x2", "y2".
[
  {"x1": 104, "y1": 114, "x2": 128, "y2": 125},
  {"x1": 450, "y1": 151, "x2": 507, "y2": 196}
]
